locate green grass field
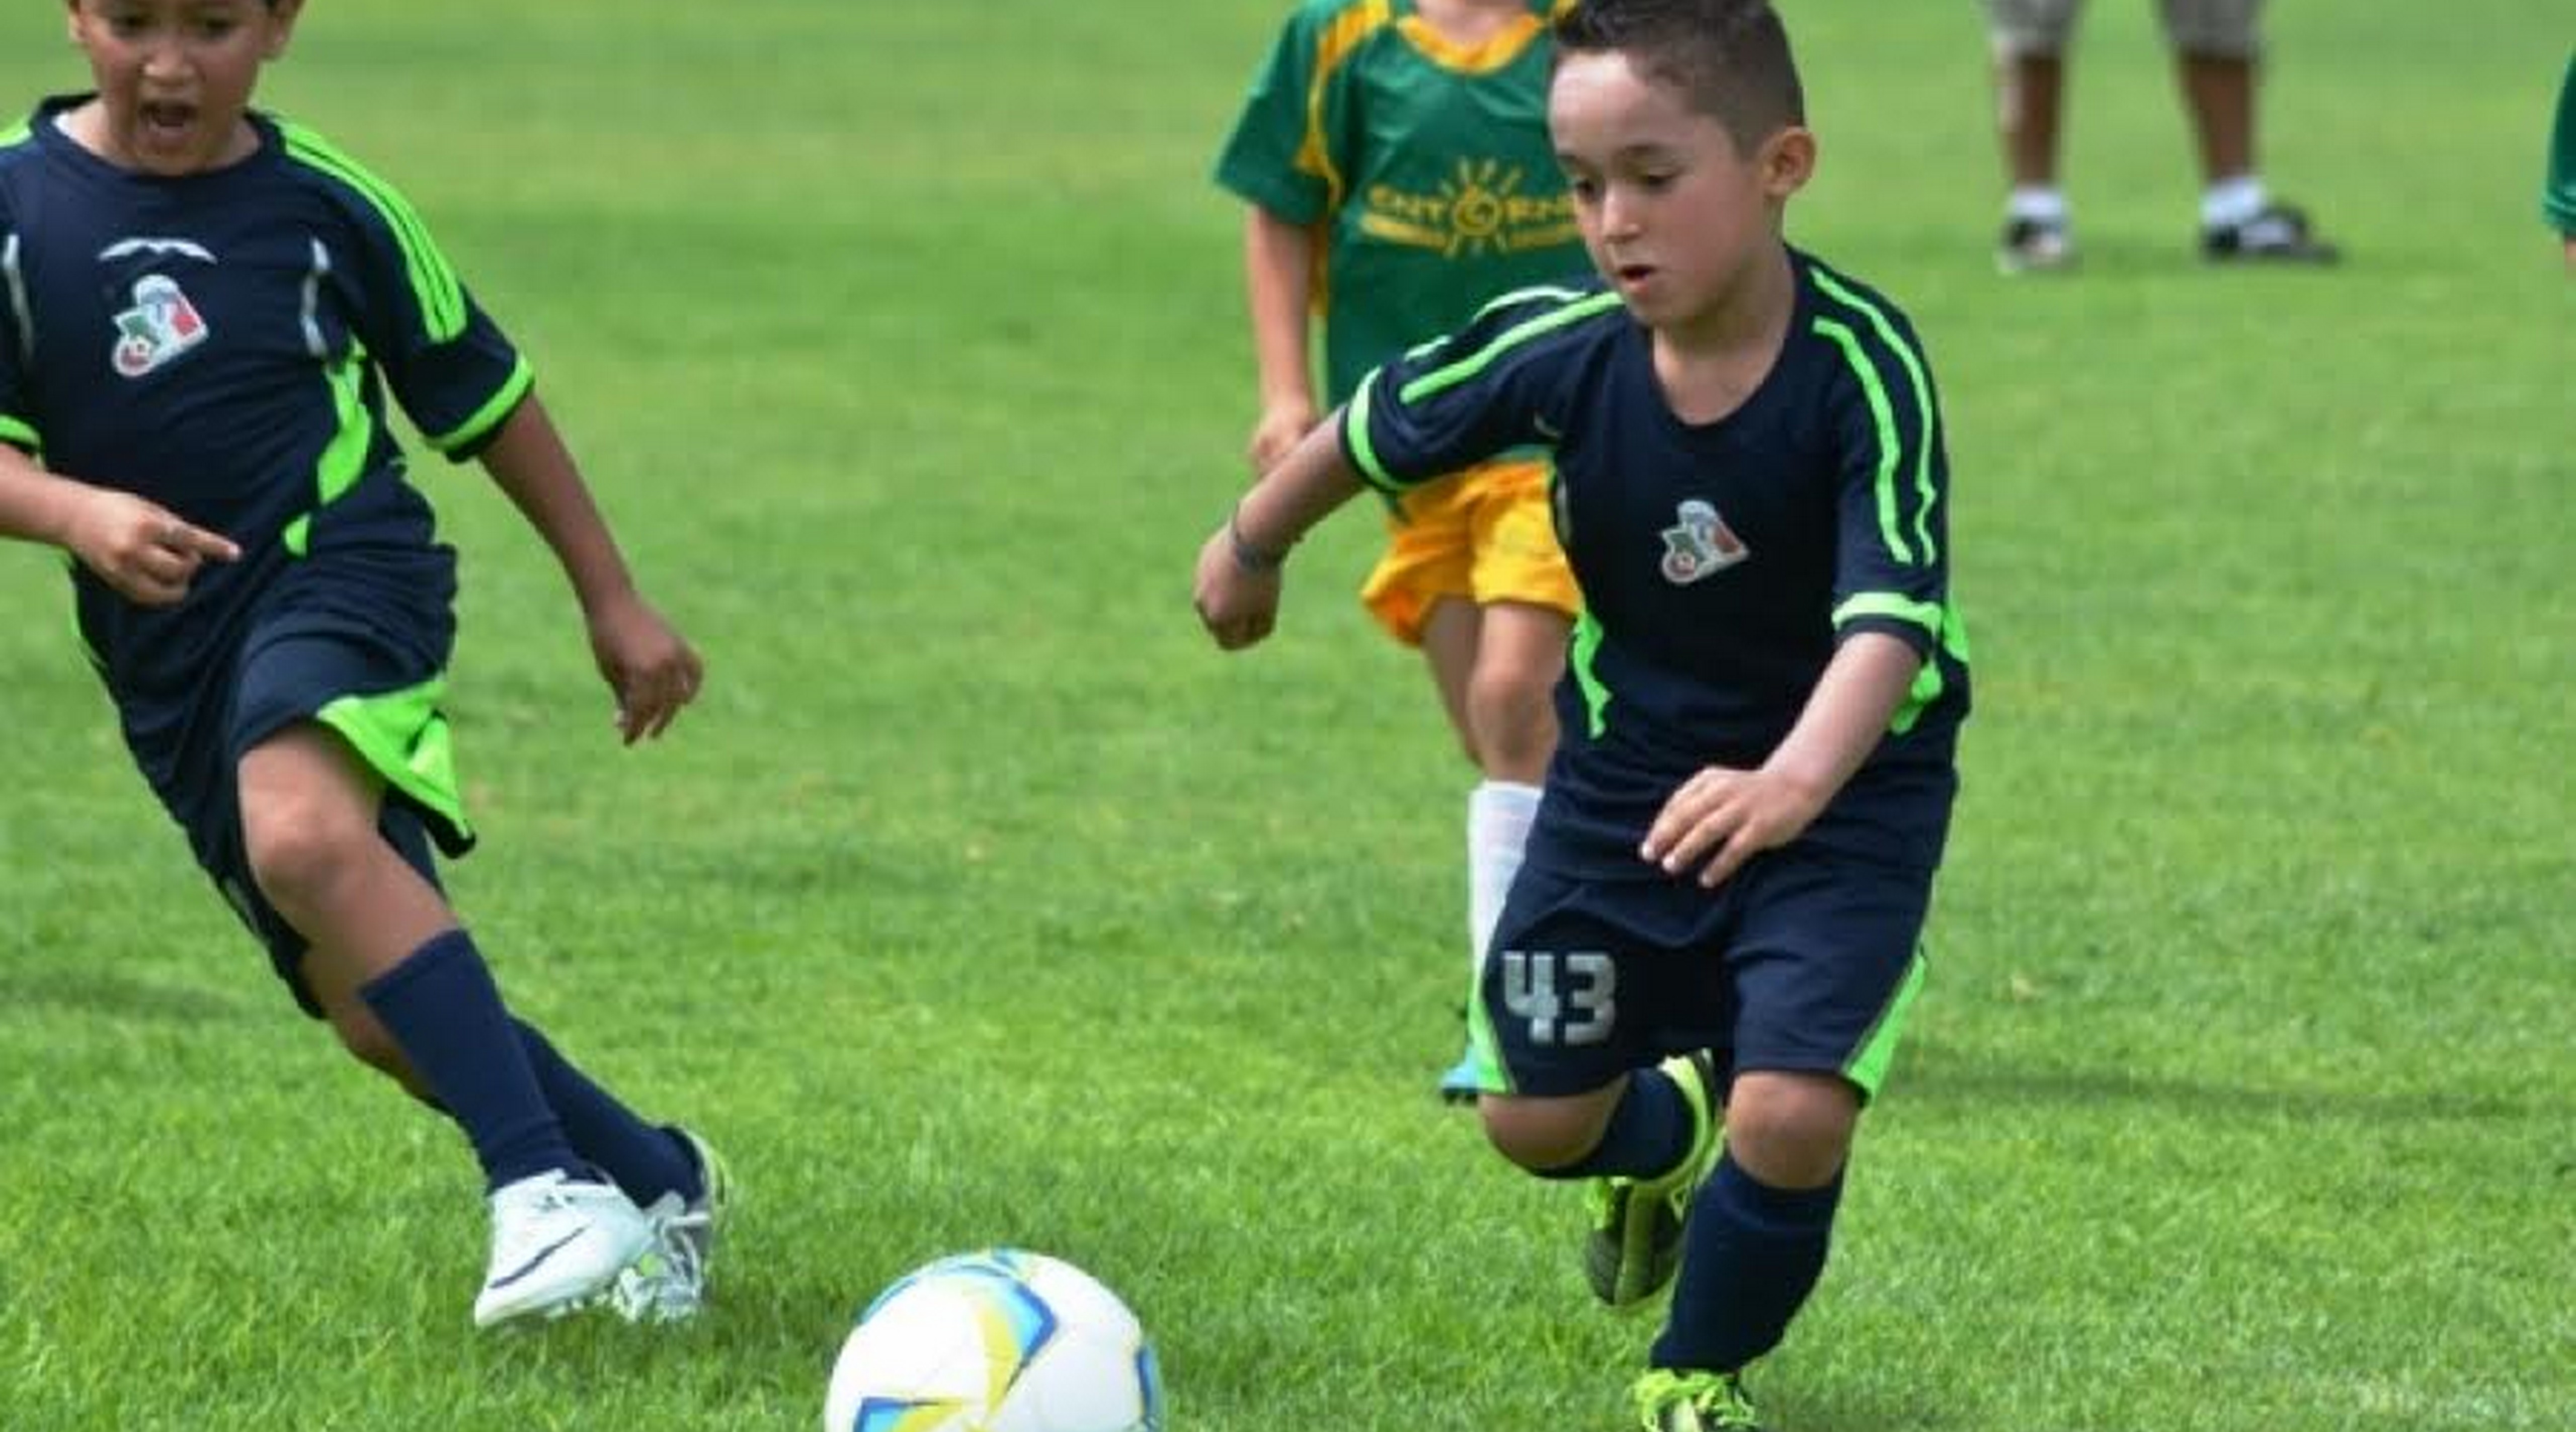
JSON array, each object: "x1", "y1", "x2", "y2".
[{"x1": 2, "y1": 4, "x2": 2568, "y2": 1429}]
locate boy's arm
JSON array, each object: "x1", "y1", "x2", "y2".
[
  {"x1": 475, "y1": 393, "x2": 702, "y2": 743},
  {"x1": 1641, "y1": 631, "x2": 1922, "y2": 888},
  {"x1": 1192, "y1": 411, "x2": 1366, "y2": 650},
  {"x1": 0, "y1": 446, "x2": 238, "y2": 606},
  {"x1": 1242, "y1": 207, "x2": 1321, "y2": 472}
]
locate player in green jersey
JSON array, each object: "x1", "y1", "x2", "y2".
[{"x1": 1215, "y1": 0, "x2": 1591, "y2": 1101}]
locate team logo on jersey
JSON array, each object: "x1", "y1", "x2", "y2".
[
  {"x1": 110, "y1": 274, "x2": 210, "y2": 378},
  {"x1": 1659, "y1": 499, "x2": 1748, "y2": 584},
  {"x1": 1360, "y1": 158, "x2": 1578, "y2": 259}
]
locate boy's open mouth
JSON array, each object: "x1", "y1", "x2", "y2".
[{"x1": 140, "y1": 101, "x2": 198, "y2": 142}]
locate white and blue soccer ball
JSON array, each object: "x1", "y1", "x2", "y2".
[{"x1": 824, "y1": 1248, "x2": 1164, "y2": 1432}]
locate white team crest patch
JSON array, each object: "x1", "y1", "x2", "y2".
[
  {"x1": 1659, "y1": 499, "x2": 1748, "y2": 583},
  {"x1": 111, "y1": 273, "x2": 210, "y2": 378}
]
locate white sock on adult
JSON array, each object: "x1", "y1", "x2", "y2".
[
  {"x1": 2202, "y1": 174, "x2": 2269, "y2": 229},
  {"x1": 2005, "y1": 185, "x2": 2069, "y2": 224},
  {"x1": 1467, "y1": 779, "x2": 1544, "y2": 994}
]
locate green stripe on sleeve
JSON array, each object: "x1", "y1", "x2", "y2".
[
  {"x1": 1811, "y1": 315, "x2": 1912, "y2": 566},
  {"x1": 1832, "y1": 591, "x2": 1945, "y2": 637},
  {"x1": 278, "y1": 121, "x2": 467, "y2": 343},
  {"x1": 1342, "y1": 368, "x2": 1401, "y2": 493},
  {"x1": 0, "y1": 413, "x2": 39, "y2": 455},
  {"x1": 1399, "y1": 290, "x2": 1623, "y2": 404},
  {"x1": 1811, "y1": 268, "x2": 1940, "y2": 564},
  {"x1": 428, "y1": 355, "x2": 533, "y2": 455}
]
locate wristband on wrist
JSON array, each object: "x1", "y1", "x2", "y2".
[{"x1": 1228, "y1": 507, "x2": 1289, "y2": 572}]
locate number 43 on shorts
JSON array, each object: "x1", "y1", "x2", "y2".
[{"x1": 1500, "y1": 950, "x2": 1616, "y2": 1045}]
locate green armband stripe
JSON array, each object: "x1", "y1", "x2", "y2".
[
  {"x1": 0, "y1": 121, "x2": 28, "y2": 149},
  {"x1": 1343, "y1": 367, "x2": 1399, "y2": 493},
  {"x1": 1811, "y1": 269, "x2": 1940, "y2": 565},
  {"x1": 0, "y1": 413, "x2": 38, "y2": 455},
  {"x1": 428, "y1": 356, "x2": 533, "y2": 455},
  {"x1": 279, "y1": 122, "x2": 467, "y2": 343},
  {"x1": 1837, "y1": 595, "x2": 1971, "y2": 734},
  {"x1": 1832, "y1": 591, "x2": 1945, "y2": 636},
  {"x1": 1398, "y1": 290, "x2": 1623, "y2": 405}
]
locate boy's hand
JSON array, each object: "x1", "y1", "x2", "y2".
[
  {"x1": 66, "y1": 490, "x2": 240, "y2": 607},
  {"x1": 1246, "y1": 398, "x2": 1320, "y2": 474},
  {"x1": 586, "y1": 592, "x2": 703, "y2": 743},
  {"x1": 1192, "y1": 522, "x2": 1283, "y2": 650},
  {"x1": 1641, "y1": 764, "x2": 1830, "y2": 888}
]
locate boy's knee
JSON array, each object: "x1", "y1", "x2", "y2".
[
  {"x1": 239, "y1": 797, "x2": 357, "y2": 910},
  {"x1": 1723, "y1": 1071, "x2": 1860, "y2": 1188},
  {"x1": 1465, "y1": 665, "x2": 1558, "y2": 774},
  {"x1": 1479, "y1": 1092, "x2": 1611, "y2": 1171}
]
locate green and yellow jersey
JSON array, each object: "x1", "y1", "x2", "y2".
[{"x1": 1215, "y1": 0, "x2": 1588, "y2": 406}]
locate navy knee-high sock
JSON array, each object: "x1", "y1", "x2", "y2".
[
  {"x1": 1652, "y1": 1153, "x2": 1845, "y2": 1373},
  {"x1": 359, "y1": 930, "x2": 580, "y2": 1192},
  {"x1": 1534, "y1": 1064, "x2": 1692, "y2": 1181},
  {"x1": 512, "y1": 1019, "x2": 699, "y2": 1207}
]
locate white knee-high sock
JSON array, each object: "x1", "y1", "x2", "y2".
[{"x1": 1467, "y1": 780, "x2": 1544, "y2": 990}]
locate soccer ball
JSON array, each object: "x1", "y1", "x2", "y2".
[{"x1": 824, "y1": 1248, "x2": 1164, "y2": 1432}]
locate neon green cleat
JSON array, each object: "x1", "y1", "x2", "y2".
[
  {"x1": 1582, "y1": 1050, "x2": 1719, "y2": 1307},
  {"x1": 1632, "y1": 1368, "x2": 1761, "y2": 1431}
]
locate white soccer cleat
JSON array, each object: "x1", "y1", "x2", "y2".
[
  {"x1": 471, "y1": 1169, "x2": 655, "y2": 1328},
  {"x1": 608, "y1": 1129, "x2": 735, "y2": 1325}
]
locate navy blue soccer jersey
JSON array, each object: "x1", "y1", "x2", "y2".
[
  {"x1": 0, "y1": 97, "x2": 530, "y2": 706},
  {"x1": 1342, "y1": 250, "x2": 1971, "y2": 876}
]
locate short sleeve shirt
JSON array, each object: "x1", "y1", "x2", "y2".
[
  {"x1": 0, "y1": 98, "x2": 531, "y2": 702},
  {"x1": 1342, "y1": 252, "x2": 1972, "y2": 875}
]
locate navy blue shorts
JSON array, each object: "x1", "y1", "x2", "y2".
[
  {"x1": 117, "y1": 550, "x2": 473, "y2": 1017},
  {"x1": 1463, "y1": 773, "x2": 1953, "y2": 1102}
]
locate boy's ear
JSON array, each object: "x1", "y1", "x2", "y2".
[
  {"x1": 264, "y1": 0, "x2": 308, "y2": 59},
  {"x1": 1760, "y1": 125, "x2": 1817, "y2": 199}
]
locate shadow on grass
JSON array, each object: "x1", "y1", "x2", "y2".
[
  {"x1": 0, "y1": 965, "x2": 253, "y2": 1024},
  {"x1": 1895, "y1": 1050, "x2": 2559, "y2": 1125},
  {"x1": 1780, "y1": 1389, "x2": 1956, "y2": 1432}
]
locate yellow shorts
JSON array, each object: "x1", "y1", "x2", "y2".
[{"x1": 1358, "y1": 457, "x2": 1580, "y2": 646}]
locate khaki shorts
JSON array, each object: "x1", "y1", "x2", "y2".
[
  {"x1": 1358, "y1": 457, "x2": 1580, "y2": 646},
  {"x1": 1985, "y1": 0, "x2": 2263, "y2": 59}
]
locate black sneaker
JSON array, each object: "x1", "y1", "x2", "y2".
[
  {"x1": 1996, "y1": 215, "x2": 2076, "y2": 274},
  {"x1": 2202, "y1": 202, "x2": 2340, "y2": 264}
]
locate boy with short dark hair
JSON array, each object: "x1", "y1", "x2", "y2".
[
  {"x1": 1195, "y1": 1, "x2": 1968, "y2": 1424},
  {"x1": 0, "y1": 0, "x2": 728, "y2": 1327}
]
